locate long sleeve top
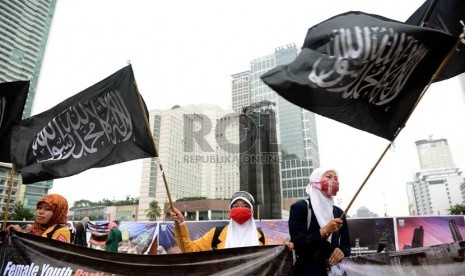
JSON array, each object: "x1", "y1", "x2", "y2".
[{"x1": 289, "y1": 199, "x2": 350, "y2": 275}]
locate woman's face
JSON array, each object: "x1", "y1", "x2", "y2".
[
  {"x1": 322, "y1": 170, "x2": 338, "y2": 182},
  {"x1": 319, "y1": 170, "x2": 339, "y2": 197},
  {"x1": 35, "y1": 203, "x2": 53, "y2": 225},
  {"x1": 231, "y1": 199, "x2": 251, "y2": 209}
]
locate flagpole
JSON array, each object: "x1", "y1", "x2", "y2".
[
  {"x1": 130, "y1": 66, "x2": 186, "y2": 253},
  {"x1": 2, "y1": 165, "x2": 15, "y2": 231},
  {"x1": 342, "y1": 33, "x2": 465, "y2": 218}
]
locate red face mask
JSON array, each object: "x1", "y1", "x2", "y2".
[
  {"x1": 230, "y1": 208, "x2": 253, "y2": 224},
  {"x1": 315, "y1": 179, "x2": 339, "y2": 197}
]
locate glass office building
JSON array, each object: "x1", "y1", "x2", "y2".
[
  {"x1": 0, "y1": 0, "x2": 58, "y2": 210},
  {"x1": 138, "y1": 104, "x2": 239, "y2": 220},
  {"x1": 0, "y1": 0, "x2": 58, "y2": 118},
  {"x1": 233, "y1": 44, "x2": 320, "y2": 201}
]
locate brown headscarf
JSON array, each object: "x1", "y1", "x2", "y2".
[{"x1": 30, "y1": 194, "x2": 68, "y2": 236}]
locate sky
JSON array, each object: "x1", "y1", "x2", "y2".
[{"x1": 31, "y1": 0, "x2": 465, "y2": 217}]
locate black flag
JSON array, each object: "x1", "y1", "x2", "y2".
[
  {"x1": 261, "y1": 12, "x2": 458, "y2": 140},
  {"x1": 0, "y1": 81, "x2": 29, "y2": 163},
  {"x1": 405, "y1": 0, "x2": 465, "y2": 82},
  {"x1": 10, "y1": 65, "x2": 157, "y2": 184}
]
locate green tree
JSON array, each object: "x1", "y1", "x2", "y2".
[
  {"x1": 145, "y1": 200, "x2": 161, "y2": 221},
  {"x1": 70, "y1": 197, "x2": 140, "y2": 211},
  {"x1": 73, "y1": 199, "x2": 94, "y2": 208},
  {"x1": 11, "y1": 201, "x2": 34, "y2": 221},
  {"x1": 449, "y1": 204, "x2": 465, "y2": 215},
  {"x1": 176, "y1": 197, "x2": 207, "y2": 202}
]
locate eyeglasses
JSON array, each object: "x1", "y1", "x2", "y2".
[{"x1": 231, "y1": 203, "x2": 251, "y2": 209}]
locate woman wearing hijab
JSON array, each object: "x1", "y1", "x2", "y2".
[
  {"x1": 74, "y1": 217, "x2": 90, "y2": 247},
  {"x1": 105, "y1": 220, "x2": 122, "y2": 252},
  {"x1": 169, "y1": 191, "x2": 267, "y2": 252},
  {"x1": 7, "y1": 194, "x2": 71, "y2": 243},
  {"x1": 288, "y1": 168, "x2": 350, "y2": 275}
]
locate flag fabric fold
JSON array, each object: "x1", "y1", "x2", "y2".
[
  {"x1": 0, "y1": 81, "x2": 29, "y2": 163},
  {"x1": 405, "y1": 0, "x2": 465, "y2": 82},
  {"x1": 10, "y1": 65, "x2": 157, "y2": 184},
  {"x1": 261, "y1": 11, "x2": 458, "y2": 140}
]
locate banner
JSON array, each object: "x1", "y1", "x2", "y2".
[
  {"x1": 396, "y1": 215, "x2": 465, "y2": 250},
  {"x1": 2, "y1": 231, "x2": 465, "y2": 275},
  {"x1": 347, "y1": 217, "x2": 396, "y2": 255},
  {"x1": 157, "y1": 220, "x2": 291, "y2": 253},
  {"x1": 69, "y1": 221, "x2": 158, "y2": 254},
  {"x1": 0, "y1": 231, "x2": 293, "y2": 275},
  {"x1": 158, "y1": 221, "x2": 228, "y2": 253},
  {"x1": 339, "y1": 241, "x2": 465, "y2": 276},
  {"x1": 0, "y1": 81, "x2": 29, "y2": 163},
  {"x1": 261, "y1": 12, "x2": 458, "y2": 140},
  {"x1": 10, "y1": 65, "x2": 157, "y2": 184}
]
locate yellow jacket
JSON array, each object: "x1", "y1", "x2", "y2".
[
  {"x1": 42, "y1": 224, "x2": 71, "y2": 243},
  {"x1": 174, "y1": 223, "x2": 267, "y2": 252}
]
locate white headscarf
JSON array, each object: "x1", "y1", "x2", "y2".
[
  {"x1": 305, "y1": 168, "x2": 337, "y2": 241},
  {"x1": 81, "y1": 217, "x2": 90, "y2": 229},
  {"x1": 224, "y1": 191, "x2": 259, "y2": 248}
]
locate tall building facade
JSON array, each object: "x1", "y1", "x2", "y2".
[
  {"x1": 415, "y1": 138, "x2": 455, "y2": 169},
  {"x1": 215, "y1": 112, "x2": 241, "y2": 200},
  {"x1": 407, "y1": 137, "x2": 465, "y2": 215},
  {"x1": 232, "y1": 43, "x2": 320, "y2": 201},
  {"x1": 138, "y1": 104, "x2": 239, "y2": 220},
  {"x1": 240, "y1": 101, "x2": 281, "y2": 219},
  {"x1": 0, "y1": 0, "x2": 58, "y2": 211},
  {"x1": 0, "y1": 163, "x2": 21, "y2": 215},
  {"x1": 18, "y1": 181, "x2": 53, "y2": 210},
  {"x1": 0, "y1": 0, "x2": 58, "y2": 118},
  {"x1": 231, "y1": 71, "x2": 251, "y2": 113}
]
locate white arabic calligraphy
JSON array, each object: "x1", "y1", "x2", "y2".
[
  {"x1": 31, "y1": 89, "x2": 133, "y2": 162},
  {"x1": 308, "y1": 26, "x2": 429, "y2": 105}
]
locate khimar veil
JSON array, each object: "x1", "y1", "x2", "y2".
[
  {"x1": 30, "y1": 194, "x2": 68, "y2": 236},
  {"x1": 305, "y1": 168, "x2": 337, "y2": 241},
  {"x1": 108, "y1": 221, "x2": 117, "y2": 230},
  {"x1": 224, "y1": 192, "x2": 259, "y2": 248}
]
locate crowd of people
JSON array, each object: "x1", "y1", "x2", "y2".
[{"x1": 5, "y1": 167, "x2": 352, "y2": 275}]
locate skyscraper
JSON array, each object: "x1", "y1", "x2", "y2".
[
  {"x1": 138, "y1": 104, "x2": 239, "y2": 220},
  {"x1": 232, "y1": 43, "x2": 320, "y2": 201},
  {"x1": 231, "y1": 71, "x2": 251, "y2": 114},
  {"x1": 240, "y1": 101, "x2": 281, "y2": 219},
  {"x1": 0, "y1": 0, "x2": 58, "y2": 118},
  {"x1": 0, "y1": 0, "x2": 58, "y2": 210},
  {"x1": 0, "y1": 163, "x2": 21, "y2": 215},
  {"x1": 407, "y1": 137, "x2": 465, "y2": 215},
  {"x1": 415, "y1": 138, "x2": 455, "y2": 169}
]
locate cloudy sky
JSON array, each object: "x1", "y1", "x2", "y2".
[{"x1": 32, "y1": 0, "x2": 465, "y2": 217}]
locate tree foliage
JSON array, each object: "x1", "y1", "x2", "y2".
[
  {"x1": 73, "y1": 199, "x2": 94, "y2": 208},
  {"x1": 71, "y1": 196, "x2": 139, "y2": 210},
  {"x1": 10, "y1": 201, "x2": 34, "y2": 221},
  {"x1": 449, "y1": 204, "x2": 465, "y2": 215},
  {"x1": 176, "y1": 197, "x2": 207, "y2": 202},
  {"x1": 145, "y1": 200, "x2": 161, "y2": 221}
]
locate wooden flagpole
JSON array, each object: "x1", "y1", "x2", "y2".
[
  {"x1": 130, "y1": 63, "x2": 186, "y2": 253},
  {"x1": 342, "y1": 33, "x2": 465, "y2": 218},
  {"x1": 2, "y1": 165, "x2": 15, "y2": 231}
]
